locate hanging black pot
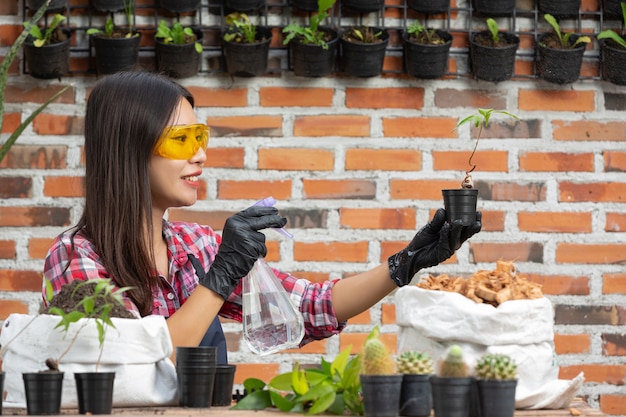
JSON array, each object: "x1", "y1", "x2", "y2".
[
  {"x1": 476, "y1": 379, "x2": 517, "y2": 417},
  {"x1": 23, "y1": 372, "x2": 64, "y2": 416},
  {"x1": 24, "y1": 28, "x2": 72, "y2": 79},
  {"x1": 75, "y1": 372, "x2": 116, "y2": 415},
  {"x1": 601, "y1": 38, "x2": 626, "y2": 85},
  {"x1": 155, "y1": 30, "x2": 203, "y2": 78},
  {"x1": 472, "y1": 0, "x2": 516, "y2": 16},
  {"x1": 442, "y1": 188, "x2": 478, "y2": 227},
  {"x1": 90, "y1": 0, "x2": 126, "y2": 12},
  {"x1": 342, "y1": 0, "x2": 385, "y2": 13},
  {"x1": 536, "y1": 32, "x2": 586, "y2": 84},
  {"x1": 407, "y1": 0, "x2": 450, "y2": 15},
  {"x1": 223, "y1": 26, "x2": 272, "y2": 77},
  {"x1": 602, "y1": 0, "x2": 623, "y2": 19},
  {"x1": 289, "y1": 0, "x2": 319, "y2": 11},
  {"x1": 289, "y1": 27, "x2": 338, "y2": 77},
  {"x1": 469, "y1": 30, "x2": 519, "y2": 82},
  {"x1": 430, "y1": 376, "x2": 473, "y2": 417},
  {"x1": 340, "y1": 27, "x2": 389, "y2": 77},
  {"x1": 91, "y1": 32, "x2": 142, "y2": 75},
  {"x1": 537, "y1": 0, "x2": 581, "y2": 18},
  {"x1": 403, "y1": 29, "x2": 452, "y2": 79},
  {"x1": 360, "y1": 374, "x2": 403, "y2": 417},
  {"x1": 399, "y1": 374, "x2": 432, "y2": 417},
  {"x1": 225, "y1": 0, "x2": 265, "y2": 12},
  {"x1": 159, "y1": 0, "x2": 200, "y2": 13},
  {"x1": 27, "y1": 0, "x2": 69, "y2": 12}
]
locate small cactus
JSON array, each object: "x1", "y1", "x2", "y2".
[
  {"x1": 474, "y1": 353, "x2": 517, "y2": 380},
  {"x1": 361, "y1": 326, "x2": 396, "y2": 375},
  {"x1": 396, "y1": 351, "x2": 434, "y2": 375},
  {"x1": 438, "y1": 345, "x2": 468, "y2": 378}
]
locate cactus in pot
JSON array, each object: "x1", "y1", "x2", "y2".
[
  {"x1": 438, "y1": 344, "x2": 468, "y2": 377},
  {"x1": 397, "y1": 351, "x2": 434, "y2": 417},
  {"x1": 361, "y1": 326, "x2": 396, "y2": 375},
  {"x1": 396, "y1": 351, "x2": 434, "y2": 375},
  {"x1": 431, "y1": 345, "x2": 474, "y2": 417},
  {"x1": 474, "y1": 353, "x2": 518, "y2": 417},
  {"x1": 475, "y1": 353, "x2": 517, "y2": 380}
]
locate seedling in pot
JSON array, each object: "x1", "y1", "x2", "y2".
[
  {"x1": 282, "y1": 0, "x2": 336, "y2": 49},
  {"x1": 407, "y1": 21, "x2": 449, "y2": 44},
  {"x1": 86, "y1": 0, "x2": 138, "y2": 38},
  {"x1": 597, "y1": 2, "x2": 626, "y2": 49},
  {"x1": 342, "y1": 26, "x2": 383, "y2": 43},
  {"x1": 542, "y1": 14, "x2": 591, "y2": 48},
  {"x1": 25, "y1": 13, "x2": 66, "y2": 47},
  {"x1": 156, "y1": 20, "x2": 202, "y2": 53},
  {"x1": 224, "y1": 12, "x2": 258, "y2": 43}
]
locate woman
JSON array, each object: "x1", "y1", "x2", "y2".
[{"x1": 43, "y1": 71, "x2": 482, "y2": 363}]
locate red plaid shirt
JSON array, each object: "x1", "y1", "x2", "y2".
[{"x1": 43, "y1": 220, "x2": 346, "y2": 345}]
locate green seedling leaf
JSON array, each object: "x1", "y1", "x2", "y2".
[
  {"x1": 486, "y1": 18, "x2": 500, "y2": 42},
  {"x1": 598, "y1": 29, "x2": 626, "y2": 48},
  {"x1": 270, "y1": 390, "x2": 297, "y2": 412},
  {"x1": 308, "y1": 390, "x2": 336, "y2": 415},
  {"x1": 291, "y1": 364, "x2": 309, "y2": 395},
  {"x1": 230, "y1": 389, "x2": 272, "y2": 410},
  {"x1": 269, "y1": 371, "x2": 293, "y2": 391}
]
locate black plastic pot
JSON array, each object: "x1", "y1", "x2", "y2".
[
  {"x1": 537, "y1": 0, "x2": 581, "y2": 18},
  {"x1": 430, "y1": 376, "x2": 473, "y2": 417},
  {"x1": 27, "y1": 0, "x2": 69, "y2": 12},
  {"x1": 407, "y1": 0, "x2": 450, "y2": 14},
  {"x1": 476, "y1": 379, "x2": 517, "y2": 417},
  {"x1": 470, "y1": 31, "x2": 519, "y2": 82},
  {"x1": 75, "y1": 372, "x2": 115, "y2": 415},
  {"x1": 155, "y1": 31, "x2": 203, "y2": 78},
  {"x1": 602, "y1": 0, "x2": 623, "y2": 18},
  {"x1": 0, "y1": 371, "x2": 4, "y2": 415},
  {"x1": 223, "y1": 26, "x2": 272, "y2": 77},
  {"x1": 289, "y1": 27, "x2": 338, "y2": 77},
  {"x1": 91, "y1": 32, "x2": 142, "y2": 75},
  {"x1": 212, "y1": 365, "x2": 237, "y2": 406},
  {"x1": 176, "y1": 346, "x2": 217, "y2": 408},
  {"x1": 360, "y1": 374, "x2": 403, "y2": 417},
  {"x1": 90, "y1": 0, "x2": 126, "y2": 12},
  {"x1": 403, "y1": 29, "x2": 452, "y2": 79},
  {"x1": 23, "y1": 372, "x2": 64, "y2": 416},
  {"x1": 342, "y1": 0, "x2": 385, "y2": 13},
  {"x1": 225, "y1": 0, "x2": 265, "y2": 11},
  {"x1": 24, "y1": 29, "x2": 72, "y2": 79},
  {"x1": 472, "y1": 0, "x2": 516, "y2": 16},
  {"x1": 399, "y1": 374, "x2": 432, "y2": 417},
  {"x1": 536, "y1": 32, "x2": 586, "y2": 84},
  {"x1": 159, "y1": 0, "x2": 201, "y2": 13},
  {"x1": 601, "y1": 39, "x2": 626, "y2": 86},
  {"x1": 442, "y1": 189, "x2": 478, "y2": 227},
  {"x1": 340, "y1": 27, "x2": 389, "y2": 77},
  {"x1": 289, "y1": 0, "x2": 319, "y2": 11}
]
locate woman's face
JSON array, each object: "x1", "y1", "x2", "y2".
[{"x1": 149, "y1": 98, "x2": 206, "y2": 213}]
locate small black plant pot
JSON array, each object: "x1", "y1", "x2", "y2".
[
  {"x1": 23, "y1": 372, "x2": 64, "y2": 416},
  {"x1": 91, "y1": 32, "x2": 142, "y2": 75},
  {"x1": 90, "y1": 0, "x2": 126, "y2": 12},
  {"x1": 537, "y1": 0, "x2": 581, "y2": 18},
  {"x1": 399, "y1": 374, "x2": 432, "y2": 417},
  {"x1": 159, "y1": 0, "x2": 201, "y2": 13},
  {"x1": 476, "y1": 379, "x2": 517, "y2": 417},
  {"x1": 407, "y1": 0, "x2": 450, "y2": 14},
  {"x1": 27, "y1": 0, "x2": 69, "y2": 12},
  {"x1": 176, "y1": 346, "x2": 217, "y2": 408},
  {"x1": 155, "y1": 31, "x2": 203, "y2": 79},
  {"x1": 470, "y1": 31, "x2": 519, "y2": 82},
  {"x1": 360, "y1": 374, "x2": 403, "y2": 417},
  {"x1": 342, "y1": 0, "x2": 385, "y2": 13},
  {"x1": 403, "y1": 29, "x2": 452, "y2": 79},
  {"x1": 340, "y1": 28, "x2": 389, "y2": 77},
  {"x1": 472, "y1": 0, "x2": 516, "y2": 16},
  {"x1": 75, "y1": 372, "x2": 115, "y2": 415},
  {"x1": 601, "y1": 39, "x2": 626, "y2": 86},
  {"x1": 211, "y1": 364, "x2": 237, "y2": 406},
  {"x1": 24, "y1": 29, "x2": 72, "y2": 79},
  {"x1": 0, "y1": 371, "x2": 4, "y2": 415},
  {"x1": 536, "y1": 33, "x2": 586, "y2": 84},
  {"x1": 225, "y1": 0, "x2": 265, "y2": 11},
  {"x1": 223, "y1": 26, "x2": 272, "y2": 77},
  {"x1": 289, "y1": 27, "x2": 338, "y2": 77},
  {"x1": 430, "y1": 376, "x2": 473, "y2": 417},
  {"x1": 289, "y1": 0, "x2": 319, "y2": 11},
  {"x1": 602, "y1": 0, "x2": 623, "y2": 18},
  {"x1": 442, "y1": 189, "x2": 478, "y2": 226}
]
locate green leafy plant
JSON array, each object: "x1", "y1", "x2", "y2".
[
  {"x1": 156, "y1": 20, "x2": 202, "y2": 53},
  {"x1": 0, "y1": 0, "x2": 70, "y2": 164},
  {"x1": 282, "y1": 0, "x2": 336, "y2": 49},
  {"x1": 25, "y1": 13, "x2": 66, "y2": 47},
  {"x1": 223, "y1": 12, "x2": 258, "y2": 44},
  {"x1": 396, "y1": 351, "x2": 434, "y2": 375},
  {"x1": 406, "y1": 21, "x2": 449, "y2": 45},
  {"x1": 86, "y1": 0, "x2": 137, "y2": 38},
  {"x1": 232, "y1": 346, "x2": 363, "y2": 415},
  {"x1": 486, "y1": 17, "x2": 500, "y2": 43},
  {"x1": 474, "y1": 353, "x2": 517, "y2": 380},
  {"x1": 455, "y1": 108, "x2": 519, "y2": 188},
  {"x1": 542, "y1": 13, "x2": 591, "y2": 48},
  {"x1": 44, "y1": 279, "x2": 133, "y2": 372},
  {"x1": 342, "y1": 26, "x2": 382, "y2": 43},
  {"x1": 597, "y1": 2, "x2": 626, "y2": 49}
]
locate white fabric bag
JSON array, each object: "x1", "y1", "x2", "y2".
[
  {"x1": 0, "y1": 313, "x2": 177, "y2": 408},
  {"x1": 395, "y1": 286, "x2": 584, "y2": 409}
]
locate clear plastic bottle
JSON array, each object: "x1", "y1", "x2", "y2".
[{"x1": 242, "y1": 258, "x2": 305, "y2": 355}]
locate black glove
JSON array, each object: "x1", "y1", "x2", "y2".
[
  {"x1": 200, "y1": 206, "x2": 287, "y2": 299},
  {"x1": 388, "y1": 208, "x2": 482, "y2": 287}
]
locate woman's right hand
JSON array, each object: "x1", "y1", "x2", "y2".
[{"x1": 199, "y1": 206, "x2": 287, "y2": 299}]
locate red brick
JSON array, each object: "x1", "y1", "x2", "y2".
[
  {"x1": 0, "y1": 240, "x2": 16, "y2": 259},
  {"x1": 346, "y1": 87, "x2": 424, "y2": 109},
  {"x1": 339, "y1": 208, "x2": 416, "y2": 230},
  {"x1": 381, "y1": 303, "x2": 396, "y2": 325},
  {"x1": 186, "y1": 87, "x2": 247, "y2": 107},
  {"x1": 0, "y1": 207, "x2": 70, "y2": 227},
  {"x1": 600, "y1": 395, "x2": 626, "y2": 416},
  {"x1": 432, "y1": 151, "x2": 508, "y2": 172},
  {"x1": 0, "y1": 145, "x2": 67, "y2": 169},
  {"x1": 559, "y1": 364, "x2": 626, "y2": 385},
  {"x1": 347, "y1": 310, "x2": 371, "y2": 325},
  {"x1": 293, "y1": 115, "x2": 370, "y2": 137},
  {"x1": 217, "y1": 180, "x2": 291, "y2": 200},
  {"x1": 1, "y1": 112, "x2": 20, "y2": 133},
  {"x1": 606, "y1": 212, "x2": 626, "y2": 232},
  {"x1": 259, "y1": 87, "x2": 333, "y2": 107},
  {"x1": 553, "y1": 120, "x2": 626, "y2": 141},
  {"x1": 525, "y1": 273, "x2": 590, "y2": 295},
  {"x1": 345, "y1": 148, "x2": 422, "y2": 171},
  {"x1": 518, "y1": 211, "x2": 592, "y2": 233},
  {"x1": 294, "y1": 241, "x2": 369, "y2": 262},
  {"x1": 282, "y1": 339, "x2": 328, "y2": 354},
  {"x1": 480, "y1": 210, "x2": 505, "y2": 232},
  {"x1": 554, "y1": 333, "x2": 590, "y2": 354},
  {"x1": 208, "y1": 116, "x2": 282, "y2": 137},
  {"x1": 302, "y1": 179, "x2": 376, "y2": 199},
  {"x1": 4, "y1": 84, "x2": 74, "y2": 104},
  {"x1": 390, "y1": 179, "x2": 460, "y2": 200},
  {"x1": 0, "y1": 270, "x2": 43, "y2": 291},
  {"x1": 519, "y1": 152, "x2": 594, "y2": 172},
  {"x1": 383, "y1": 117, "x2": 457, "y2": 138},
  {"x1": 28, "y1": 237, "x2": 55, "y2": 259},
  {"x1": 0, "y1": 24, "x2": 22, "y2": 47},
  {"x1": 43, "y1": 176, "x2": 85, "y2": 198},
  {"x1": 560, "y1": 182, "x2": 626, "y2": 203},
  {"x1": 0, "y1": 300, "x2": 29, "y2": 320},
  {"x1": 339, "y1": 332, "x2": 397, "y2": 355},
  {"x1": 604, "y1": 151, "x2": 626, "y2": 172},
  {"x1": 602, "y1": 333, "x2": 626, "y2": 356},
  {"x1": 434, "y1": 88, "x2": 507, "y2": 109},
  {"x1": 471, "y1": 242, "x2": 543, "y2": 263},
  {"x1": 33, "y1": 114, "x2": 83, "y2": 135},
  {"x1": 232, "y1": 363, "x2": 280, "y2": 384},
  {"x1": 258, "y1": 148, "x2": 334, "y2": 171},
  {"x1": 204, "y1": 147, "x2": 244, "y2": 169},
  {"x1": 556, "y1": 243, "x2": 626, "y2": 264},
  {"x1": 518, "y1": 90, "x2": 595, "y2": 112},
  {"x1": 603, "y1": 274, "x2": 626, "y2": 295}
]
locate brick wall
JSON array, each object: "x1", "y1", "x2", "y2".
[{"x1": 1, "y1": 0, "x2": 626, "y2": 415}]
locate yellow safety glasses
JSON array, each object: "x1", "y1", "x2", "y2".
[{"x1": 153, "y1": 123, "x2": 210, "y2": 160}]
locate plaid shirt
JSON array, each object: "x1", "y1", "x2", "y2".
[{"x1": 43, "y1": 220, "x2": 346, "y2": 345}]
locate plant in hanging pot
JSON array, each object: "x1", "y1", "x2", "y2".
[
  {"x1": 396, "y1": 351, "x2": 434, "y2": 417},
  {"x1": 222, "y1": 12, "x2": 272, "y2": 77},
  {"x1": 469, "y1": 18, "x2": 520, "y2": 82},
  {"x1": 444, "y1": 108, "x2": 518, "y2": 226},
  {"x1": 597, "y1": 2, "x2": 626, "y2": 85},
  {"x1": 360, "y1": 326, "x2": 402, "y2": 417},
  {"x1": 155, "y1": 20, "x2": 203, "y2": 79},
  {"x1": 340, "y1": 26, "x2": 389, "y2": 77},
  {"x1": 472, "y1": 0, "x2": 516, "y2": 17},
  {"x1": 27, "y1": 0, "x2": 68, "y2": 12},
  {"x1": 430, "y1": 345, "x2": 473, "y2": 417},
  {"x1": 407, "y1": 0, "x2": 450, "y2": 15},
  {"x1": 23, "y1": 13, "x2": 71, "y2": 80},
  {"x1": 158, "y1": 0, "x2": 201, "y2": 13},
  {"x1": 538, "y1": 0, "x2": 581, "y2": 19},
  {"x1": 403, "y1": 21, "x2": 452, "y2": 79},
  {"x1": 341, "y1": 0, "x2": 384, "y2": 13},
  {"x1": 536, "y1": 13, "x2": 591, "y2": 84},
  {"x1": 282, "y1": 0, "x2": 338, "y2": 77},
  {"x1": 603, "y1": 0, "x2": 625, "y2": 19},
  {"x1": 474, "y1": 353, "x2": 518, "y2": 417},
  {"x1": 86, "y1": 0, "x2": 142, "y2": 75}
]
